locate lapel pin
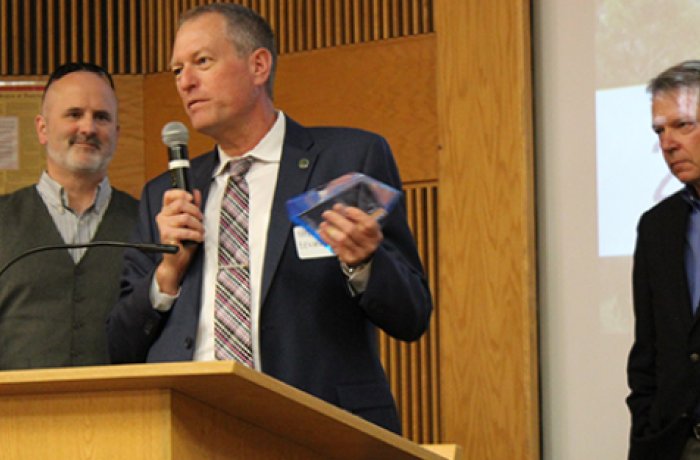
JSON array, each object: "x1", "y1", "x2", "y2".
[{"x1": 298, "y1": 158, "x2": 310, "y2": 169}]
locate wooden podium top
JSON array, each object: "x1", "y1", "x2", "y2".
[{"x1": 0, "y1": 361, "x2": 447, "y2": 460}]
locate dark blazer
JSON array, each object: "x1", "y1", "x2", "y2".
[
  {"x1": 107, "y1": 117, "x2": 433, "y2": 433},
  {"x1": 627, "y1": 190, "x2": 700, "y2": 459}
]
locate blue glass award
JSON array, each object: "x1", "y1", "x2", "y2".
[{"x1": 286, "y1": 172, "x2": 401, "y2": 248}]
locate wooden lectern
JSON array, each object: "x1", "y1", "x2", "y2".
[{"x1": 0, "y1": 362, "x2": 457, "y2": 459}]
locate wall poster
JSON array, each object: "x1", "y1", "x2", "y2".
[{"x1": 0, "y1": 82, "x2": 45, "y2": 194}]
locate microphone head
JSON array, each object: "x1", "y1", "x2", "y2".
[{"x1": 161, "y1": 121, "x2": 189, "y2": 147}]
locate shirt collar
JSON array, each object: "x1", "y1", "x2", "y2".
[
  {"x1": 683, "y1": 184, "x2": 700, "y2": 211},
  {"x1": 36, "y1": 171, "x2": 112, "y2": 214},
  {"x1": 213, "y1": 111, "x2": 286, "y2": 177}
]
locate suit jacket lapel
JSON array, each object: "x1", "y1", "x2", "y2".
[
  {"x1": 664, "y1": 194, "x2": 696, "y2": 330},
  {"x1": 191, "y1": 149, "x2": 219, "y2": 207},
  {"x1": 260, "y1": 118, "x2": 319, "y2": 307},
  {"x1": 181, "y1": 149, "x2": 219, "y2": 309}
]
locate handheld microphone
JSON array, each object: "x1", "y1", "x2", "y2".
[
  {"x1": 161, "y1": 121, "x2": 198, "y2": 247},
  {"x1": 161, "y1": 121, "x2": 192, "y2": 193},
  {"x1": 0, "y1": 242, "x2": 178, "y2": 279}
]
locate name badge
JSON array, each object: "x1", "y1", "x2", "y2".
[{"x1": 293, "y1": 226, "x2": 334, "y2": 259}]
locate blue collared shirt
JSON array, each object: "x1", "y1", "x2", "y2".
[{"x1": 35, "y1": 171, "x2": 112, "y2": 263}]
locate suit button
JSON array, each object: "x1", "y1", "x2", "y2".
[
  {"x1": 691, "y1": 353, "x2": 700, "y2": 363},
  {"x1": 184, "y1": 337, "x2": 194, "y2": 349}
]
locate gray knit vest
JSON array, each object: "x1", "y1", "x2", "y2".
[{"x1": 0, "y1": 186, "x2": 138, "y2": 370}]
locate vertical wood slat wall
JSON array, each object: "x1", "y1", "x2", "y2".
[
  {"x1": 386, "y1": 182, "x2": 440, "y2": 444},
  {"x1": 0, "y1": 0, "x2": 432, "y2": 75},
  {"x1": 0, "y1": 0, "x2": 146, "y2": 75},
  {"x1": 0, "y1": 0, "x2": 441, "y2": 446}
]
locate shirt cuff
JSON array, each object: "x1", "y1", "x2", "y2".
[
  {"x1": 340, "y1": 259, "x2": 373, "y2": 295},
  {"x1": 149, "y1": 276, "x2": 179, "y2": 312}
]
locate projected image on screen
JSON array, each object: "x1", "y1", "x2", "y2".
[
  {"x1": 596, "y1": 86, "x2": 679, "y2": 257},
  {"x1": 595, "y1": 0, "x2": 700, "y2": 257}
]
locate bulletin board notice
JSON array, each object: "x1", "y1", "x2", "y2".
[{"x1": 0, "y1": 81, "x2": 45, "y2": 194}]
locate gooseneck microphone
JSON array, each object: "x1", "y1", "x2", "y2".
[
  {"x1": 161, "y1": 121, "x2": 192, "y2": 193},
  {"x1": 0, "y1": 242, "x2": 179, "y2": 279}
]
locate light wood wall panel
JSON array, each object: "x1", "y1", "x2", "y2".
[
  {"x1": 110, "y1": 75, "x2": 146, "y2": 198},
  {"x1": 268, "y1": 35, "x2": 437, "y2": 184},
  {"x1": 435, "y1": 2, "x2": 539, "y2": 459}
]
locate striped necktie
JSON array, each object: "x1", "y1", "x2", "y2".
[{"x1": 215, "y1": 157, "x2": 254, "y2": 366}]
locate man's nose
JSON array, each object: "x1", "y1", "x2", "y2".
[
  {"x1": 77, "y1": 116, "x2": 97, "y2": 134},
  {"x1": 660, "y1": 130, "x2": 680, "y2": 152},
  {"x1": 177, "y1": 66, "x2": 197, "y2": 92}
]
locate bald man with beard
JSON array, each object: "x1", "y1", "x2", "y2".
[{"x1": 0, "y1": 62, "x2": 138, "y2": 370}]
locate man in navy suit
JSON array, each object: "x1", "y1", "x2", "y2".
[
  {"x1": 627, "y1": 61, "x2": 700, "y2": 460},
  {"x1": 107, "y1": 3, "x2": 432, "y2": 433}
]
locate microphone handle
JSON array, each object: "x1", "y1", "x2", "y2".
[
  {"x1": 0, "y1": 242, "x2": 179, "y2": 279},
  {"x1": 168, "y1": 145, "x2": 193, "y2": 193},
  {"x1": 170, "y1": 166, "x2": 192, "y2": 193},
  {"x1": 167, "y1": 144, "x2": 198, "y2": 247}
]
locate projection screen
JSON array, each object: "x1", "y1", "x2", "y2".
[{"x1": 535, "y1": 0, "x2": 700, "y2": 458}]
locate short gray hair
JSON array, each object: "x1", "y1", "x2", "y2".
[
  {"x1": 648, "y1": 60, "x2": 700, "y2": 97},
  {"x1": 180, "y1": 3, "x2": 277, "y2": 98}
]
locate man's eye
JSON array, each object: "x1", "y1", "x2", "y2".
[
  {"x1": 678, "y1": 121, "x2": 698, "y2": 133},
  {"x1": 197, "y1": 56, "x2": 210, "y2": 66},
  {"x1": 171, "y1": 67, "x2": 182, "y2": 77}
]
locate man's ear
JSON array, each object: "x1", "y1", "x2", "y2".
[
  {"x1": 35, "y1": 114, "x2": 48, "y2": 145},
  {"x1": 249, "y1": 48, "x2": 273, "y2": 88}
]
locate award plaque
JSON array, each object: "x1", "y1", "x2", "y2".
[{"x1": 286, "y1": 173, "x2": 401, "y2": 248}]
